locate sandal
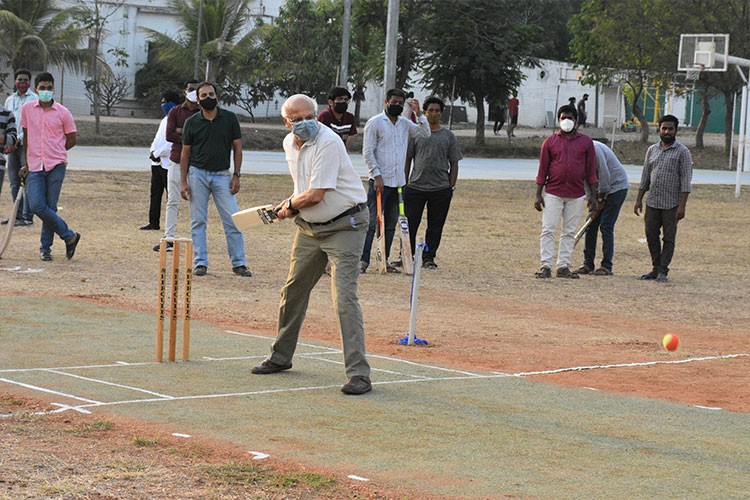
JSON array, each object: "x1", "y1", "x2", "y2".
[
  {"x1": 576, "y1": 265, "x2": 593, "y2": 275},
  {"x1": 593, "y1": 267, "x2": 612, "y2": 276},
  {"x1": 556, "y1": 267, "x2": 580, "y2": 279}
]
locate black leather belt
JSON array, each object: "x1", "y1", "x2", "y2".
[{"x1": 310, "y1": 203, "x2": 366, "y2": 226}]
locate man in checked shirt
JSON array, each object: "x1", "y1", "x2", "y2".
[{"x1": 634, "y1": 115, "x2": 693, "y2": 283}]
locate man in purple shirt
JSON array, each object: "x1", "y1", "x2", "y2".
[{"x1": 534, "y1": 105, "x2": 598, "y2": 279}]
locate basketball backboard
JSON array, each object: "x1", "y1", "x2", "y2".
[{"x1": 678, "y1": 34, "x2": 729, "y2": 72}]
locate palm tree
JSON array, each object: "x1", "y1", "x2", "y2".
[
  {"x1": 0, "y1": 0, "x2": 87, "y2": 72},
  {"x1": 143, "y1": 0, "x2": 254, "y2": 85}
]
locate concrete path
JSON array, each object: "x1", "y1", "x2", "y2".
[{"x1": 69, "y1": 146, "x2": 750, "y2": 186}]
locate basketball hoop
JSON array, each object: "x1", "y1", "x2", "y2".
[{"x1": 686, "y1": 63, "x2": 704, "y2": 81}]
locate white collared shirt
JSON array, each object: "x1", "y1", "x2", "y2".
[
  {"x1": 283, "y1": 124, "x2": 367, "y2": 223},
  {"x1": 363, "y1": 111, "x2": 430, "y2": 187},
  {"x1": 4, "y1": 90, "x2": 38, "y2": 142}
]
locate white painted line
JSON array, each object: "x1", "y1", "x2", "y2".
[
  {"x1": 225, "y1": 330, "x2": 342, "y2": 352},
  {"x1": 0, "y1": 377, "x2": 102, "y2": 404},
  {"x1": 0, "y1": 361, "x2": 154, "y2": 373},
  {"x1": 44, "y1": 369, "x2": 174, "y2": 399},
  {"x1": 582, "y1": 387, "x2": 599, "y2": 391},
  {"x1": 306, "y1": 356, "x2": 431, "y2": 379},
  {"x1": 172, "y1": 433, "x2": 191, "y2": 438},
  {"x1": 507, "y1": 353, "x2": 750, "y2": 377},
  {"x1": 367, "y1": 353, "x2": 485, "y2": 377},
  {"x1": 693, "y1": 405, "x2": 723, "y2": 411},
  {"x1": 348, "y1": 475, "x2": 370, "y2": 482},
  {"x1": 51, "y1": 403, "x2": 92, "y2": 414},
  {"x1": 248, "y1": 451, "x2": 270, "y2": 460}
]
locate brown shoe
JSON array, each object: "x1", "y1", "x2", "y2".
[
  {"x1": 556, "y1": 267, "x2": 579, "y2": 279},
  {"x1": 576, "y1": 264, "x2": 593, "y2": 275},
  {"x1": 592, "y1": 267, "x2": 613, "y2": 276},
  {"x1": 251, "y1": 359, "x2": 292, "y2": 374},
  {"x1": 341, "y1": 376, "x2": 372, "y2": 395},
  {"x1": 535, "y1": 266, "x2": 552, "y2": 279}
]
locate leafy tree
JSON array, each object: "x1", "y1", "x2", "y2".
[
  {"x1": 569, "y1": 0, "x2": 679, "y2": 143},
  {"x1": 0, "y1": 0, "x2": 87, "y2": 72},
  {"x1": 262, "y1": 0, "x2": 341, "y2": 97},
  {"x1": 415, "y1": 0, "x2": 539, "y2": 144},
  {"x1": 84, "y1": 72, "x2": 131, "y2": 116},
  {"x1": 522, "y1": 0, "x2": 583, "y2": 62}
]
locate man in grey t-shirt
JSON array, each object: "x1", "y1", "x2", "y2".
[{"x1": 404, "y1": 96, "x2": 462, "y2": 269}]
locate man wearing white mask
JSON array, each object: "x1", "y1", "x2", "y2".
[
  {"x1": 533, "y1": 104, "x2": 598, "y2": 279},
  {"x1": 153, "y1": 80, "x2": 199, "y2": 252},
  {"x1": 251, "y1": 94, "x2": 372, "y2": 395}
]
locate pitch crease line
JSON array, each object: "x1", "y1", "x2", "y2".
[
  {"x1": 44, "y1": 369, "x2": 174, "y2": 399},
  {"x1": 0, "y1": 361, "x2": 153, "y2": 373},
  {"x1": 367, "y1": 354, "x2": 484, "y2": 377},
  {"x1": 306, "y1": 356, "x2": 432, "y2": 379},
  {"x1": 0, "y1": 377, "x2": 102, "y2": 404},
  {"x1": 225, "y1": 329, "x2": 342, "y2": 352}
]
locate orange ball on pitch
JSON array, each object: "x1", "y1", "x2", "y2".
[{"x1": 662, "y1": 333, "x2": 679, "y2": 351}]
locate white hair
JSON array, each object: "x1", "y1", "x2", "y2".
[{"x1": 281, "y1": 94, "x2": 318, "y2": 119}]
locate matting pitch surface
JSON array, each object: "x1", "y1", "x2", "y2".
[{"x1": 2, "y1": 297, "x2": 749, "y2": 498}]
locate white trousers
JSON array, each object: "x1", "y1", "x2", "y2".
[
  {"x1": 163, "y1": 160, "x2": 182, "y2": 239},
  {"x1": 540, "y1": 193, "x2": 585, "y2": 269}
]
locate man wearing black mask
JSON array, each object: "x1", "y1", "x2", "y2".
[
  {"x1": 318, "y1": 86, "x2": 357, "y2": 150},
  {"x1": 360, "y1": 88, "x2": 429, "y2": 274},
  {"x1": 179, "y1": 82, "x2": 251, "y2": 277}
]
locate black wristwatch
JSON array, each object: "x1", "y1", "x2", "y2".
[
  {"x1": 233, "y1": 172, "x2": 241, "y2": 178},
  {"x1": 286, "y1": 198, "x2": 299, "y2": 215}
]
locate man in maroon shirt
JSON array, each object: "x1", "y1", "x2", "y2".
[
  {"x1": 507, "y1": 94, "x2": 519, "y2": 138},
  {"x1": 317, "y1": 86, "x2": 357, "y2": 150},
  {"x1": 534, "y1": 105, "x2": 598, "y2": 279},
  {"x1": 154, "y1": 79, "x2": 199, "y2": 252}
]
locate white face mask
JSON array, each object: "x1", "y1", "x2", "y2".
[
  {"x1": 560, "y1": 118, "x2": 575, "y2": 133},
  {"x1": 186, "y1": 90, "x2": 198, "y2": 103}
]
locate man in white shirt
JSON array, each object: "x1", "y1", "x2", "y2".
[
  {"x1": 360, "y1": 88, "x2": 429, "y2": 273},
  {"x1": 251, "y1": 94, "x2": 372, "y2": 395},
  {"x1": 3, "y1": 69, "x2": 37, "y2": 226}
]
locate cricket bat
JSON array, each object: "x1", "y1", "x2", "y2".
[
  {"x1": 0, "y1": 184, "x2": 25, "y2": 259},
  {"x1": 231, "y1": 204, "x2": 280, "y2": 230},
  {"x1": 397, "y1": 187, "x2": 413, "y2": 275},
  {"x1": 573, "y1": 214, "x2": 593, "y2": 247},
  {"x1": 375, "y1": 191, "x2": 387, "y2": 275}
]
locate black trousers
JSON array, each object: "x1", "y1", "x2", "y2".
[
  {"x1": 404, "y1": 185, "x2": 453, "y2": 262},
  {"x1": 148, "y1": 165, "x2": 168, "y2": 227},
  {"x1": 644, "y1": 205, "x2": 678, "y2": 275}
]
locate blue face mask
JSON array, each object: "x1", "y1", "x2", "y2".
[
  {"x1": 161, "y1": 102, "x2": 177, "y2": 116},
  {"x1": 291, "y1": 119, "x2": 318, "y2": 142},
  {"x1": 38, "y1": 90, "x2": 54, "y2": 103}
]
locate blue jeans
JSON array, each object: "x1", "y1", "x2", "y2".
[
  {"x1": 26, "y1": 164, "x2": 75, "y2": 252},
  {"x1": 582, "y1": 188, "x2": 628, "y2": 271},
  {"x1": 360, "y1": 181, "x2": 399, "y2": 266},
  {"x1": 187, "y1": 167, "x2": 245, "y2": 268}
]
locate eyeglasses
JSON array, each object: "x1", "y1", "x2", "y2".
[{"x1": 288, "y1": 115, "x2": 316, "y2": 124}]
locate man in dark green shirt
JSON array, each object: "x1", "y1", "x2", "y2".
[{"x1": 180, "y1": 82, "x2": 251, "y2": 277}]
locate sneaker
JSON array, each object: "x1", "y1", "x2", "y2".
[
  {"x1": 40, "y1": 251, "x2": 52, "y2": 261},
  {"x1": 23, "y1": 219, "x2": 33, "y2": 226},
  {"x1": 65, "y1": 232, "x2": 81, "y2": 260},
  {"x1": 0, "y1": 219, "x2": 8, "y2": 225},
  {"x1": 386, "y1": 265, "x2": 401, "y2": 274},
  {"x1": 232, "y1": 265, "x2": 253, "y2": 277},
  {"x1": 556, "y1": 267, "x2": 579, "y2": 279},
  {"x1": 251, "y1": 359, "x2": 292, "y2": 374},
  {"x1": 359, "y1": 261, "x2": 368, "y2": 274},
  {"x1": 341, "y1": 375, "x2": 372, "y2": 395},
  {"x1": 422, "y1": 260, "x2": 438, "y2": 269},
  {"x1": 390, "y1": 258, "x2": 403, "y2": 268},
  {"x1": 639, "y1": 271, "x2": 658, "y2": 280},
  {"x1": 193, "y1": 265, "x2": 207, "y2": 276},
  {"x1": 139, "y1": 223, "x2": 160, "y2": 230},
  {"x1": 656, "y1": 273, "x2": 669, "y2": 283},
  {"x1": 534, "y1": 266, "x2": 551, "y2": 279},
  {"x1": 153, "y1": 241, "x2": 173, "y2": 252},
  {"x1": 13, "y1": 219, "x2": 27, "y2": 227}
]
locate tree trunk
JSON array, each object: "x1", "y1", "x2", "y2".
[
  {"x1": 631, "y1": 88, "x2": 649, "y2": 143},
  {"x1": 92, "y1": 38, "x2": 101, "y2": 136},
  {"x1": 475, "y1": 94, "x2": 485, "y2": 145},
  {"x1": 695, "y1": 88, "x2": 710, "y2": 150},
  {"x1": 724, "y1": 90, "x2": 734, "y2": 157}
]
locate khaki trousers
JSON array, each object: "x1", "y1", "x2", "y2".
[{"x1": 269, "y1": 208, "x2": 371, "y2": 378}]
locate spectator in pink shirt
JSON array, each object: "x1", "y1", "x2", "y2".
[
  {"x1": 533, "y1": 104, "x2": 598, "y2": 279},
  {"x1": 20, "y1": 72, "x2": 80, "y2": 262}
]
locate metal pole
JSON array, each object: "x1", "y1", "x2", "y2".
[
  {"x1": 736, "y1": 82, "x2": 747, "y2": 198},
  {"x1": 729, "y1": 90, "x2": 737, "y2": 172},
  {"x1": 193, "y1": 0, "x2": 204, "y2": 80},
  {"x1": 339, "y1": 0, "x2": 351, "y2": 87},
  {"x1": 383, "y1": 0, "x2": 400, "y2": 98}
]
